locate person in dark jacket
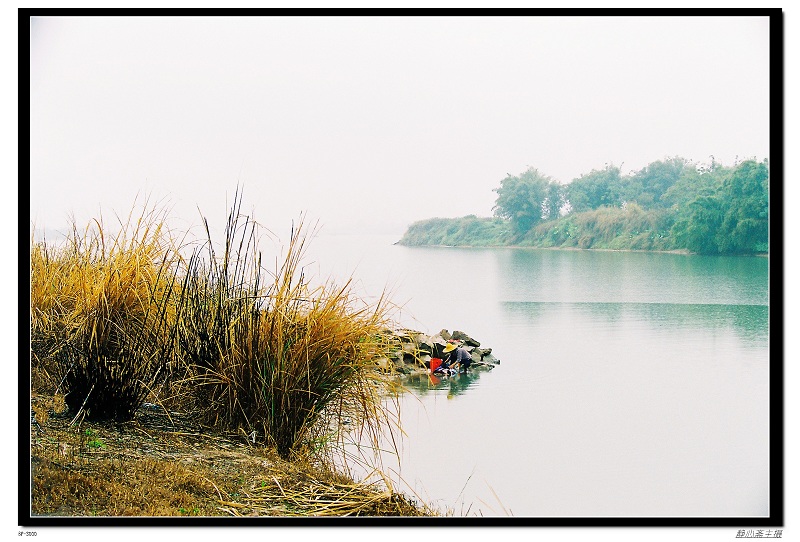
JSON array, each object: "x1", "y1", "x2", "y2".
[{"x1": 443, "y1": 341, "x2": 472, "y2": 373}]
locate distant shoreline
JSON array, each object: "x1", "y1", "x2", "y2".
[
  {"x1": 395, "y1": 241, "x2": 690, "y2": 254},
  {"x1": 394, "y1": 242, "x2": 770, "y2": 258}
]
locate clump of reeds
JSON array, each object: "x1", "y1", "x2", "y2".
[
  {"x1": 30, "y1": 239, "x2": 72, "y2": 390},
  {"x1": 31, "y1": 192, "x2": 402, "y2": 469},
  {"x1": 30, "y1": 204, "x2": 184, "y2": 421},
  {"x1": 172, "y1": 193, "x2": 399, "y2": 462}
]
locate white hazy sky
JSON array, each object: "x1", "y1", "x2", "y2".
[{"x1": 28, "y1": 14, "x2": 771, "y2": 238}]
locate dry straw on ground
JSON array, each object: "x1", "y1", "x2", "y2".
[{"x1": 30, "y1": 394, "x2": 430, "y2": 517}]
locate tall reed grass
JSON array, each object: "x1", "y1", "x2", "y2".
[
  {"x1": 31, "y1": 193, "x2": 401, "y2": 462},
  {"x1": 30, "y1": 205, "x2": 184, "y2": 420},
  {"x1": 174, "y1": 194, "x2": 398, "y2": 460}
]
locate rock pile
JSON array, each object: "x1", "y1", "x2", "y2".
[{"x1": 377, "y1": 328, "x2": 500, "y2": 375}]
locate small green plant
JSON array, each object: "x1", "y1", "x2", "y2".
[
  {"x1": 178, "y1": 507, "x2": 199, "y2": 516},
  {"x1": 82, "y1": 429, "x2": 105, "y2": 449}
]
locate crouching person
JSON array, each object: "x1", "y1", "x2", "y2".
[{"x1": 443, "y1": 341, "x2": 472, "y2": 373}]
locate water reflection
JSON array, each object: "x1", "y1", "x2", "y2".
[
  {"x1": 495, "y1": 249, "x2": 769, "y2": 306},
  {"x1": 402, "y1": 370, "x2": 484, "y2": 398},
  {"x1": 501, "y1": 301, "x2": 769, "y2": 347}
]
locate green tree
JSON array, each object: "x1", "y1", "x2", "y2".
[
  {"x1": 544, "y1": 181, "x2": 566, "y2": 221},
  {"x1": 671, "y1": 194, "x2": 725, "y2": 254},
  {"x1": 716, "y1": 159, "x2": 769, "y2": 253},
  {"x1": 662, "y1": 162, "x2": 728, "y2": 210},
  {"x1": 566, "y1": 165, "x2": 624, "y2": 212},
  {"x1": 493, "y1": 168, "x2": 554, "y2": 234},
  {"x1": 624, "y1": 157, "x2": 690, "y2": 209},
  {"x1": 670, "y1": 159, "x2": 769, "y2": 255}
]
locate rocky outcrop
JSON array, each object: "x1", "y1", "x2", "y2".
[{"x1": 377, "y1": 328, "x2": 500, "y2": 375}]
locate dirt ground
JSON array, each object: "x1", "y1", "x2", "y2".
[{"x1": 27, "y1": 393, "x2": 430, "y2": 518}]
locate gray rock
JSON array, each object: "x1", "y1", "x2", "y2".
[
  {"x1": 452, "y1": 330, "x2": 480, "y2": 347},
  {"x1": 393, "y1": 329, "x2": 417, "y2": 343},
  {"x1": 417, "y1": 340, "x2": 435, "y2": 355},
  {"x1": 380, "y1": 326, "x2": 498, "y2": 376},
  {"x1": 482, "y1": 353, "x2": 500, "y2": 365},
  {"x1": 414, "y1": 332, "x2": 430, "y2": 344}
]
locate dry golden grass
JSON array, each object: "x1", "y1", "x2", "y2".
[
  {"x1": 173, "y1": 199, "x2": 400, "y2": 463},
  {"x1": 29, "y1": 393, "x2": 429, "y2": 517},
  {"x1": 29, "y1": 195, "x2": 423, "y2": 516},
  {"x1": 30, "y1": 203, "x2": 185, "y2": 420}
]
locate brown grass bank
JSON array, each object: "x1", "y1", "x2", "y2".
[{"x1": 29, "y1": 392, "x2": 432, "y2": 517}]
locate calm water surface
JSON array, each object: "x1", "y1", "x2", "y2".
[{"x1": 304, "y1": 234, "x2": 770, "y2": 517}]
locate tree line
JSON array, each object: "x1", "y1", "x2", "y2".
[{"x1": 399, "y1": 156, "x2": 769, "y2": 255}]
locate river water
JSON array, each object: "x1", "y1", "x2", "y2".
[{"x1": 301, "y1": 233, "x2": 771, "y2": 518}]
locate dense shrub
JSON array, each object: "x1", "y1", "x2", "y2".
[{"x1": 397, "y1": 216, "x2": 511, "y2": 247}]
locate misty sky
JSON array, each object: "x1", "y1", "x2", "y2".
[{"x1": 29, "y1": 15, "x2": 771, "y2": 237}]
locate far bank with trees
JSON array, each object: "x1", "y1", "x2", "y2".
[{"x1": 398, "y1": 157, "x2": 769, "y2": 256}]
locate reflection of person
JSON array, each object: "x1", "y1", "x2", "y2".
[{"x1": 443, "y1": 341, "x2": 472, "y2": 373}]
